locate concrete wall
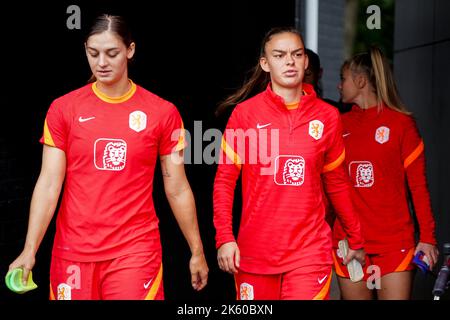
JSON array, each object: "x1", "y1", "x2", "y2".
[
  {"x1": 394, "y1": 0, "x2": 450, "y2": 300},
  {"x1": 297, "y1": 0, "x2": 345, "y2": 101}
]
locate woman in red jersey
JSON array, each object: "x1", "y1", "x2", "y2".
[
  {"x1": 8, "y1": 14, "x2": 208, "y2": 300},
  {"x1": 333, "y1": 47, "x2": 438, "y2": 299},
  {"x1": 213, "y1": 27, "x2": 365, "y2": 300}
]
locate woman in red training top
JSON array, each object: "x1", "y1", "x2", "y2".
[
  {"x1": 8, "y1": 14, "x2": 208, "y2": 300},
  {"x1": 213, "y1": 27, "x2": 365, "y2": 300},
  {"x1": 333, "y1": 47, "x2": 438, "y2": 299}
]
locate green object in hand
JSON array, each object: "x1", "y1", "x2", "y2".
[{"x1": 5, "y1": 268, "x2": 38, "y2": 294}]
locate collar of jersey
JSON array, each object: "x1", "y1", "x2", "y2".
[
  {"x1": 351, "y1": 103, "x2": 385, "y2": 119},
  {"x1": 92, "y1": 80, "x2": 137, "y2": 104},
  {"x1": 263, "y1": 82, "x2": 316, "y2": 111}
]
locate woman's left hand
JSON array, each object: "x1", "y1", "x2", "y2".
[
  {"x1": 189, "y1": 252, "x2": 209, "y2": 291},
  {"x1": 415, "y1": 242, "x2": 439, "y2": 270}
]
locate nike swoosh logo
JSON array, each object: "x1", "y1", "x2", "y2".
[
  {"x1": 343, "y1": 133, "x2": 351, "y2": 137},
  {"x1": 79, "y1": 116, "x2": 96, "y2": 123},
  {"x1": 256, "y1": 123, "x2": 271, "y2": 129},
  {"x1": 144, "y1": 279, "x2": 153, "y2": 289},
  {"x1": 318, "y1": 275, "x2": 328, "y2": 284}
]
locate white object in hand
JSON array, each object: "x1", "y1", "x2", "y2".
[{"x1": 338, "y1": 239, "x2": 364, "y2": 282}]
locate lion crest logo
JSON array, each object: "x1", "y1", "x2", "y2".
[
  {"x1": 94, "y1": 139, "x2": 127, "y2": 171},
  {"x1": 103, "y1": 142, "x2": 127, "y2": 170},
  {"x1": 274, "y1": 156, "x2": 305, "y2": 186},
  {"x1": 349, "y1": 161, "x2": 374, "y2": 187}
]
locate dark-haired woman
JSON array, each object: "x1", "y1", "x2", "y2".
[
  {"x1": 213, "y1": 27, "x2": 365, "y2": 300},
  {"x1": 8, "y1": 14, "x2": 208, "y2": 300}
]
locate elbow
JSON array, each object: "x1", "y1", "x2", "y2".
[{"x1": 164, "y1": 184, "x2": 191, "y2": 202}]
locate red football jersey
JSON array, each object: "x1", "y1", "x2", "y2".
[
  {"x1": 333, "y1": 105, "x2": 436, "y2": 253},
  {"x1": 41, "y1": 81, "x2": 185, "y2": 261},
  {"x1": 214, "y1": 83, "x2": 364, "y2": 274}
]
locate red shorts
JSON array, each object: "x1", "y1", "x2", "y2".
[
  {"x1": 50, "y1": 251, "x2": 164, "y2": 300},
  {"x1": 333, "y1": 247, "x2": 415, "y2": 281},
  {"x1": 234, "y1": 264, "x2": 332, "y2": 300}
]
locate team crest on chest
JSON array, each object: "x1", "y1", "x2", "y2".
[
  {"x1": 309, "y1": 120, "x2": 324, "y2": 140},
  {"x1": 240, "y1": 283, "x2": 254, "y2": 300},
  {"x1": 94, "y1": 138, "x2": 127, "y2": 171},
  {"x1": 129, "y1": 110, "x2": 147, "y2": 132},
  {"x1": 349, "y1": 161, "x2": 374, "y2": 187},
  {"x1": 274, "y1": 155, "x2": 305, "y2": 186},
  {"x1": 375, "y1": 126, "x2": 389, "y2": 144}
]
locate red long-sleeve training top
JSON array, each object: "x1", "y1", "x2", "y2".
[{"x1": 214, "y1": 83, "x2": 364, "y2": 274}]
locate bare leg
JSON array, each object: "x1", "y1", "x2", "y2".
[
  {"x1": 337, "y1": 276, "x2": 374, "y2": 300},
  {"x1": 376, "y1": 271, "x2": 413, "y2": 300}
]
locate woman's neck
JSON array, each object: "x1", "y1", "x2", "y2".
[
  {"x1": 356, "y1": 90, "x2": 378, "y2": 109},
  {"x1": 272, "y1": 82, "x2": 302, "y2": 104},
  {"x1": 96, "y1": 76, "x2": 131, "y2": 98}
]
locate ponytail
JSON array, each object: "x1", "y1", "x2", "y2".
[
  {"x1": 369, "y1": 47, "x2": 410, "y2": 114},
  {"x1": 215, "y1": 65, "x2": 269, "y2": 116},
  {"x1": 344, "y1": 46, "x2": 410, "y2": 115}
]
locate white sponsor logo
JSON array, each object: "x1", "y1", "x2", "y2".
[
  {"x1": 129, "y1": 110, "x2": 147, "y2": 132},
  {"x1": 94, "y1": 138, "x2": 127, "y2": 171},
  {"x1": 349, "y1": 161, "x2": 374, "y2": 187},
  {"x1": 57, "y1": 283, "x2": 71, "y2": 300},
  {"x1": 240, "y1": 283, "x2": 254, "y2": 300},
  {"x1": 78, "y1": 116, "x2": 95, "y2": 123},
  {"x1": 318, "y1": 275, "x2": 328, "y2": 284},
  {"x1": 274, "y1": 156, "x2": 305, "y2": 186},
  {"x1": 309, "y1": 120, "x2": 324, "y2": 140},
  {"x1": 256, "y1": 122, "x2": 271, "y2": 129},
  {"x1": 375, "y1": 126, "x2": 390, "y2": 144}
]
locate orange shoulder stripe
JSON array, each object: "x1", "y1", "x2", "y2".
[
  {"x1": 174, "y1": 121, "x2": 186, "y2": 152},
  {"x1": 221, "y1": 137, "x2": 242, "y2": 169},
  {"x1": 43, "y1": 119, "x2": 56, "y2": 147},
  {"x1": 323, "y1": 149, "x2": 345, "y2": 173},
  {"x1": 404, "y1": 140, "x2": 424, "y2": 169}
]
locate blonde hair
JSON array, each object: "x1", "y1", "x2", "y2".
[{"x1": 342, "y1": 46, "x2": 410, "y2": 115}]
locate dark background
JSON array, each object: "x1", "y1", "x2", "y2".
[
  {"x1": 0, "y1": 0, "x2": 297, "y2": 302},
  {"x1": 1, "y1": 0, "x2": 449, "y2": 305}
]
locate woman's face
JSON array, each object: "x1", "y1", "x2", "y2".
[
  {"x1": 85, "y1": 31, "x2": 135, "y2": 86},
  {"x1": 338, "y1": 67, "x2": 359, "y2": 104},
  {"x1": 260, "y1": 32, "x2": 308, "y2": 91}
]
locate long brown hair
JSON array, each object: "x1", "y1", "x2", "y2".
[
  {"x1": 342, "y1": 46, "x2": 410, "y2": 114},
  {"x1": 85, "y1": 14, "x2": 134, "y2": 83},
  {"x1": 216, "y1": 27, "x2": 304, "y2": 116}
]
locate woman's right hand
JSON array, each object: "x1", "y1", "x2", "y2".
[
  {"x1": 343, "y1": 247, "x2": 366, "y2": 266},
  {"x1": 8, "y1": 249, "x2": 36, "y2": 285},
  {"x1": 217, "y1": 242, "x2": 240, "y2": 274}
]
